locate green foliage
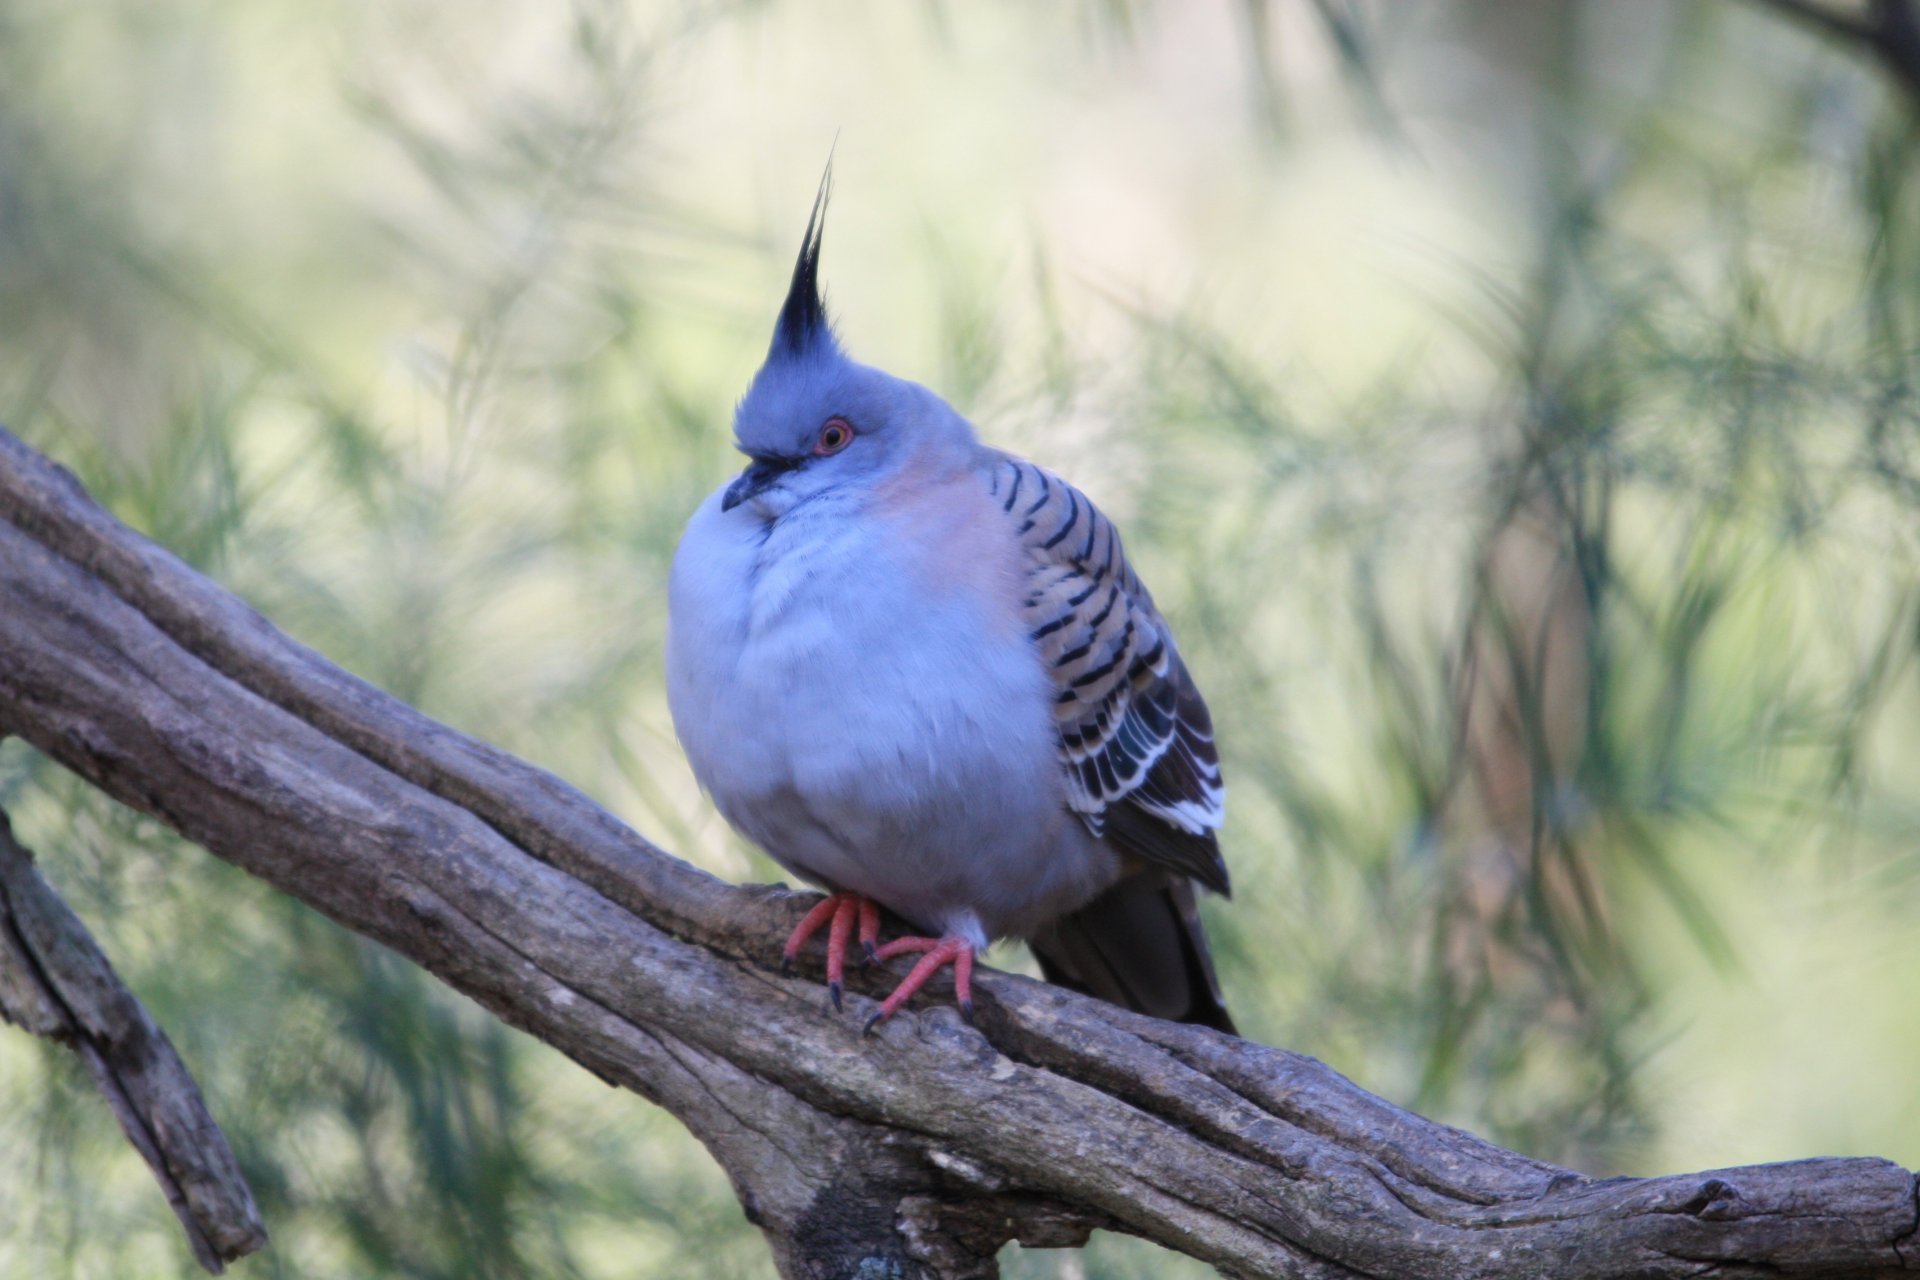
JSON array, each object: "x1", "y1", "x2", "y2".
[{"x1": 4, "y1": 3, "x2": 1920, "y2": 1278}]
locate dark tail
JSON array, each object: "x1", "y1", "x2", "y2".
[{"x1": 1029, "y1": 872, "x2": 1236, "y2": 1034}]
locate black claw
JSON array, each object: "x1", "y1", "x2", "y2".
[
  {"x1": 828, "y1": 981, "x2": 843, "y2": 1013},
  {"x1": 779, "y1": 955, "x2": 794, "y2": 978},
  {"x1": 860, "y1": 941, "x2": 879, "y2": 967},
  {"x1": 862, "y1": 1011, "x2": 885, "y2": 1036},
  {"x1": 958, "y1": 999, "x2": 975, "y2": 1023}
]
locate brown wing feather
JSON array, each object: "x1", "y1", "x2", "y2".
[
  {"x1": 990, "y1": 454, "x2": 1230, "y2": 896},
  {"x1": 1030, "y1": 871, "x2": 1236, "y2": 1031}
]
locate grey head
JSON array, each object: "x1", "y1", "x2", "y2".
[{"x1": 724, "y1": 166, "x2": 977, "y2": 518}]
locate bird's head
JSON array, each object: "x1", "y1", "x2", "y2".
[{"x1": 725, "y1": 167, "x2": 976, "y2": 519}]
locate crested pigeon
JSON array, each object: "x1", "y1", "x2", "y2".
[{"x1": 667, "y1": 174, "x2": 1235, "y2": 1033}]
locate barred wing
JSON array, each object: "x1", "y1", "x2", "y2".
[{"x1": 990, "y1": 454, "x2": 1230, "y2": 896}]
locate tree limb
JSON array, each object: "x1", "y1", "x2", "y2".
[
  {"x1": 0, "y1": 807, "x2": 266, "y2": 1272},
  {"x1": 1749, "y1": 0, "x2": 1920, "y2": 103},
  {"x1": 0, "y1": 422, "x2": 1914, "y2": 1278}
]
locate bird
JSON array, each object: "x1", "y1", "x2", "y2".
[{"x1": 666, "y1": 171, "x2": 1235, "y2": 1034}]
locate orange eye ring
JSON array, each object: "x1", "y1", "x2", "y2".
[{"x1": 813, "y1": 417, "x2": 855, "y2": 456}]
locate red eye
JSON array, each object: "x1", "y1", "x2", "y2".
[{"x1": 813, "y1": 417, "x2": 855, "y2": 456}]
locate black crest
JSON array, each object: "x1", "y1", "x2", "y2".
[{"x1": 771, "y1": 159, "x2": 835, "y2": 359}]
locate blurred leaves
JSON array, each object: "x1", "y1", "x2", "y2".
[{"x1": 5, "y1": 1, "x2": 1920, "y2": 1278}]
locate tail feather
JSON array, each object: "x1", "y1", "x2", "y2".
[{"x1": 1030, "y1": 873, "x2": 1236, "y2": 1034}]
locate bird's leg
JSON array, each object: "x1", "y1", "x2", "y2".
[
  {"x1": 857, "y1": 897, "x2": 880, "y2": 965},
  {"x1": 779, "y1": 894, "x2": 843, "y2": 974},
  {"x1": 863, "y1": 936, "x2": 975, "y2": 1032},
  {"x1": 780, "y1": 891, "x2": 882, "y2": 1012}
]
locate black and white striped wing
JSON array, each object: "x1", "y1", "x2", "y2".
[{"x1": 990, "y1": 454, "x2": 1230, "y2": 896}]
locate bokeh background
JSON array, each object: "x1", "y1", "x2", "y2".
[{"x1": 4, "y1": 1, "x2": 1920, "y2": 1276}]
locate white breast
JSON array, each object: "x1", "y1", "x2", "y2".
[{"x1": 666, "y1": 480, "x2": 1114, "y2": 941}]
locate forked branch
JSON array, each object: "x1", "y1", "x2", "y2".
[
  {"x1": 0, "y1": 425, "x2": 1913, "y2": 1278},
  {"x1": 0, "y1": 810, "x2": 265, "y2": 1272}
]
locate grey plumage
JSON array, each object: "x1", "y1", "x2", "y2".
[{"x1": 666, "y1": 181, "x2": 1234, "y2": 1032}]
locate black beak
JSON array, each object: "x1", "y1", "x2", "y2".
[{"x1": 722, "y1": 456, "x2": 796, "y2": 512}]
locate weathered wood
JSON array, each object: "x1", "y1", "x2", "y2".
[
  {"x1": 0, "y1": 424, "x2": 1915, "y2": 1278},
  {"x1": 0, "y1": 809, "x2": 267, "y2": 1273}
]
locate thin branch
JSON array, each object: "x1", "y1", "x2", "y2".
[
  {"x1": 0, "y1": 808, "x2": 266, "y2": 1273},
  {"x1": 1752, "y1": 0, "x2": 1881, "y2": 44},
  {"x1": 0, "y1": 422, "x2": 1915, "y2": 1278},
  {"x1": 1750, "y1": 0, "x2": 1920, "y2": 103}
]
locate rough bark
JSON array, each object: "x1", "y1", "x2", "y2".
[
  {"x1": 0, "y1": 809, "x2": 266, "y2": 1272},
  {"x1": 0, "y1": 423, "x2": 1915, "y2": 1279}
]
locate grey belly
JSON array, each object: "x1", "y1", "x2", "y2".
[
  {"x1": 678, "y1": 516, "x2": 1122, "y2": 939},
  {"x1": 717, "y1": 746, "x2": 1119, "y2": 942}
]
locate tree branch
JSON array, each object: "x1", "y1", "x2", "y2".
[
  {"x1": 1749, "y1": 0, "x2": 1920, "y2": 104},
  {"x1": 0, "y1": 422, "x2": 1914, "y2": 1278},
  {"x1": 0, "y1": 807, "x2": 266, "y2": 1272}
]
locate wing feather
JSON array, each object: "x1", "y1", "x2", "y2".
[{"x1": 994, "y1": 454, "x2": 1230, "y2": 896}]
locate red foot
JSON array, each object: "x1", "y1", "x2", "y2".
[
  {"x1": 864, "y1": 936, "x2": 975, "y2": 1032},
  {"x1": 780, "y1": 892, "x2": 880, "y2": 1011}
]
